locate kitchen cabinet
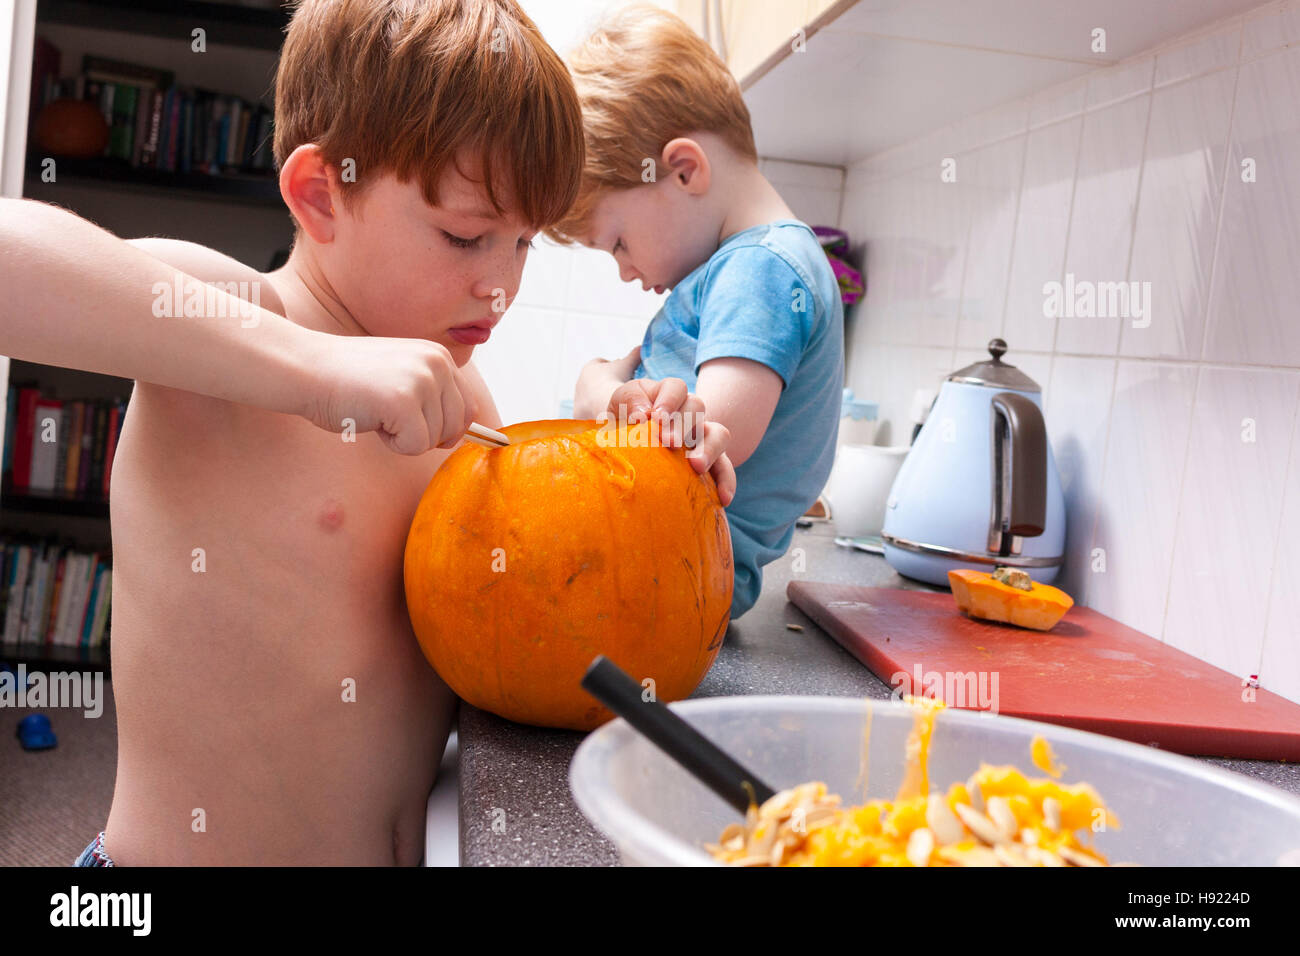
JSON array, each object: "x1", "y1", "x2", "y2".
[
  {"x1": 735, "y1": 0, "x2": 1265, "y2": 166},
  {"x1": 673, "y1": 0, "x2": 850, "y2": 85}
]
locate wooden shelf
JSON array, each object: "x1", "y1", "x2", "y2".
[
  {"x1": 25, "y1": 155, "x2": 283, "y2": 207},
  {"x1": 37, "y1": 0, "x2": 291, "y2": 53},
  {"x1": 0, "y1": 639, "x2": 110, "y2": 672},
  {"x1": 1, "y1": 478, "x2": 111, "y2": 518}
]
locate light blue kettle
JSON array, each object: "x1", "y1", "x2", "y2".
[{"x1": 881, "y1": 339, "x2": 1065, "y2": 587}]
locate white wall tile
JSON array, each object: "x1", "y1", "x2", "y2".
[
  {"x1": 1163, "y1": 367, "x2": 1300, "y2": 680},
  {"x1": 514, "y1": 237, "x2": 574, "y2": 309},
  {"x1": 1044, "y1": 356, "x2": 1117, "y2": 605},
  {"x1": 1055, "y1": 95, "x2": 1150, "y2": 356},
  {"x1": 1121, "y1": 69, "x2": 1236, "y2": 361},
  {"x1": 1258, "y1": 389, "x2": 1300, "y2": 704},
  {"x1": 1085, "y1": 56, "x2": 1155, "y2": 110},
  {"x1": 1241, "y1": 0, "x2": 1300, "y2": 59},
  {"x1": 472, "y1": 305, "x2": 566, "y2": 425},
  {"x1": 1204, "y1": 45, "x2": 1300, "y2": 367},
  {"x1": 1154, "y1": 19, "x2": 1242, "y2": 87},
  {"x1": 759, "y1": 159, "x2": 844, "y2": 191},
  {"x1": 1002, "y1": 118, "x2": 1081, "y2": 353},
  {"x1": 956, "y1": 135, "x2": 1025, "y2": 350},
  {"x1": 1028, "y1": 76, "x2": 1088, "y2": 129},
  {"x1": 1087, "y1": 361, "x2": 1197, "y2": 638},
  {"x1": 557, "y1": 313, "x2": 649, "y2": 416},
  {"x1": 565, "y1": 244, "x2": 667, "y2": 319},
  {"x1": 833, "y1": 11, "x2": 1300, "y2": 690},
  {"x1": 846, "y1": 344, "x2": 953, "y2": 446}
]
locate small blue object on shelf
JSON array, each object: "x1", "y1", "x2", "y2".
[
  {"x1": 17, "y1": 713, "x2": 57, "y2": 751},
  {"x1": 558, "y1": 399, "x2": 575, "y2": 419}
]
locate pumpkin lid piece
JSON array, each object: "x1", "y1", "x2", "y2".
[{"x1": 947, "y1": 568, "x2": 1074, "y2": 632}]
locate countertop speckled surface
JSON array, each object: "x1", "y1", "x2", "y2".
[{"x1": 457, "y1": 522, "x2": 1300, "y2": 866}]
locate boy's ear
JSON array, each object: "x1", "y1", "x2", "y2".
[
  {"x1": 280, "y1": 144, "x2": 341, "y2": 242},
  {"x1": 660, "y1": 138, "x2": 710, "y2": 196}
]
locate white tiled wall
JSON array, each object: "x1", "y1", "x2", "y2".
[
  {"x1": 839, "y1": 0, "x2": 1300, "y2": 703},
  {"x1": 475, "y1": 158, "x2": 844, "y2": 425}
]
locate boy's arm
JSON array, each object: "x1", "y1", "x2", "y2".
[
  {"x1": 126, "y1": 237, "x2": 286, "y2": 316},
  {"x1": 692, "y1": 357, "x2": 783, "y2": 467},
  {"x1": 573, "y1": 346, "x2": 641, "y2": 420},
  {"x1": 0, "y1": 197, "x2": 310, "y2": 416}
]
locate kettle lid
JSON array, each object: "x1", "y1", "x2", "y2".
[{"x1": 948, "y1": 338, "x2": 1040, "y2": 393}]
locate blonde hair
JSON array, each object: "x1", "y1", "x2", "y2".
[
  {"x1": 545, "y1": 4, "x2": 756, "y2": 244},
  {"x1": 274, "y1": 0, "x2": 583, "y2": 228}
]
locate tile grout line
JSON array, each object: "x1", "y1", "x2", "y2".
[
  {"x1": 1254, "y1": 379, "x2": 1300, "y2": 690},
  {"x1": 1148, "y1": 32, "x2": 1248, "y2": 650},
  {"x1": 1047, "y1": 112, "x2": 1086, "y2": 358},
  {"x1": 1117, "y1": 60, "x2": 1157, "y2": 355},
  {"x1": 994, "y1": 128, "x2": 1032, "y2": 346}
]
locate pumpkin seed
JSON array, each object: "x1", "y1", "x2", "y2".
[
  {"x1": 986, "y1": 795, "x2": 1018, "y2": 839},
  {"x1": 1042, "y1": 796, "x2": 1062, "y2": 833},
  {"x1": 926, "y1": 793, "x2": 966, "y2": 844},
  {"x1": 1058, "y1": 845, "x2": 1104, "y2": 867},
  {"x1": 967, "y1": 778, "x2": 985, "y2": 813},
  {"x1": 906, "y1": 827, "x2": 935, "y2": 867},
  {"x1": 954, "y1": 802, "x2": 1010, "y2": 845}
]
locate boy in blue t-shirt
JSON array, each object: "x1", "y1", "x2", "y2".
[{"x1": 547, "y1": 6, "x2": 844, "y2": 619}]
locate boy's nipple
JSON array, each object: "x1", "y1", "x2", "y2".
[{"x1": 318, "y1": 498, "x2": 345, "y2": 532}]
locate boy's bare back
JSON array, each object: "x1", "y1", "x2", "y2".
[{"x1": 104, "y1": 266, "x2": 469, "y2": 865}]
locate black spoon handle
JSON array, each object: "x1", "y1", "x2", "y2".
[{"x1": 581, "y1": 655, "x2": 777, "y2": 815}]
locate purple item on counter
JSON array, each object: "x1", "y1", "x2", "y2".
[{"x1": 812, "y1": 226, "x2": 864, "y2": 305}]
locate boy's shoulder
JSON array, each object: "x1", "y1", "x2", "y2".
[{"x1": 697, "y1": 219, "x2": 838, "y2": 316}]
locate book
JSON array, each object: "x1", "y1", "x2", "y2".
[
  {"x1": 109, "y1": 82, "x2": 139, "y2": 161},
  {"x1": 10, "y1": 388, "x2": 41, "y2": 488},
  {"x1": 3, "y1": 544, "x2": 30, "y2": 642},
  {"x1": 102, "y1": 403, "x2": 122, "y2": 498},
  {"x1": 3, "y1": 385, "x2": 19, "y2": 477},
  {"x1": 82, "y1": 54, "x2": 173, "y2": 91},
  {"x1": 63, "y1": 401, "x2": 84, "y2": 493},
  {"x1": 28, "y1": 398, "x2": 64, "y2": 491}
]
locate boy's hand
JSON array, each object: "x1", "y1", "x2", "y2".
[
  {"x1": 605, "y1": 376, "x2": 736, "y2": 507},
  {"x1": 303, "y1": 332, "x2": 477, "y2": 455}
]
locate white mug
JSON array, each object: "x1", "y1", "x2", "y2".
[{"x1": 822, "y1": 444, "x2": 910, "y2": 538}]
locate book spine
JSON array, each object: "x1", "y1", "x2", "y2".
[
  {"x1": 91, "y1": 568, "x2": 112, "y2": 647},
  {"x1": 29, "y1": 400, "x2": 64, "y2": 491},
  {"x1": 165, "y1": 90, "x2": 182, "y2": 171},
  {"x1": 11, "y1": 388, "x2": 40, "y2": 489},
  {"x1": 73, "y1": 554, "x2": 99, "y2": 647},
  {"x1": 102, "y1": 404, "x2": 121, "y2": 498},
  {"x1": 88, "y1": 402, "x2": 108, "y2": 495},
  {"x1": 2, "y1": 545, "x2": 29, "y2": 642},
  {"x1": 51, "y1": 551, "x2": 73, "y2": 645},
  {"x1": 52, "y1": 407, "x2": 69, "y2": 490}
]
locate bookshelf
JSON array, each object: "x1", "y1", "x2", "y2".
[{"x1": 2, "y1": 1, "x2": 293, "y2": 673}]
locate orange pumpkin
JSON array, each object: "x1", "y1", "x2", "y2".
[
  {"x1": 404, "y1": 418, "x2": 733, "y2": 730},
  {"x1": 33, "y1": 98, "x2": 110, "y2": 158}
]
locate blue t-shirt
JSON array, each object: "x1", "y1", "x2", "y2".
[{"x1": 635, "y1": 220, "x2": 844, "y2": 619}]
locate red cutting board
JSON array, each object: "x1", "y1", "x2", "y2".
[{"x1": 787, "y1": 581, "x2": 1300, "y2": 761}]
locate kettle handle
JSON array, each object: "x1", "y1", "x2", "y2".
[{"x1": 989, "y1": 392, "x2": 1047, "y2": 553}]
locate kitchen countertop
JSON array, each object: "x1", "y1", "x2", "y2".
[{"x1": 457, "y1": 521, "x2": 1300, "y2": 866}]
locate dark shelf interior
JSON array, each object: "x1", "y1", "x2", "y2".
[
  {"x1": 1, "y1": 640, "x2": 110, "y2": 672},
  {"x1": 38, "y1": 0, "x2": 292, "y2": 52},
  {"x1": 25, "y1": 154, "x2": 283, "y2": 207},
  {"x1": 1, "y1": 476, "x2": 111, "y2": 518}
]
